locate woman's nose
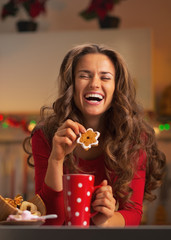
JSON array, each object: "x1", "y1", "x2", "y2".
[{"x1": 89, "y1": 75, "x2": 100, "y2": 89}]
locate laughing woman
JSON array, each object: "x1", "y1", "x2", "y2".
[{"x1": 24, "y1": 43, "x2": 166, "y2": 226}]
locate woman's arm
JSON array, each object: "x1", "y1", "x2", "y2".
[
  {"x1": 91, "y1": 180, "x2": 125, "y2": 227},
  {"x1": 91, "y1": 150, "x2": 146, "y2": 227},
  {"x1": 32, "y1": 129, "x2": 65, "y2": 225},
  {"x1": 117, "y1": 151, "x2": 146, "y2": 226},
  {"x1": 44, "y1": 119, "x2": 86, "y2": 191},
  {"x1": 32, "y1": 120, "x2": 86, "y2": 225}
]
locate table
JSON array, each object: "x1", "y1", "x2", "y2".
[{"x1": 0, "y1": 226, "x2": 171, "y2": 240}]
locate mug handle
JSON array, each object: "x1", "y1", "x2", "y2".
[{"x1": 90, "y1": 185, "x2": 101, "y2": 218}]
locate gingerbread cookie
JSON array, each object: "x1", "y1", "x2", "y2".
[{"x1": 77, "y1": 128, "x2": 100, "y2": 151}]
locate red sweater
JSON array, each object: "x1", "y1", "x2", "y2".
[{"x1": 32, "y1": 129, "x2": 146, "y2": 226}]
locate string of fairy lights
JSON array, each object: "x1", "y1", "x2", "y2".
[
  {"x1": 158, "y1": 123, "x2": 170, "y2": 131},
  {"x1": 0, "y1": 113, "x2": 170, "y2": 135},
  {"x1": 153, "y1": 123, "x2": 170, "y2": 136},
  {"x1": 0, "y1": 114, "x2": 37, "y2": 134}
]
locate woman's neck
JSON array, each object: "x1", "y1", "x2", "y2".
[
  {"x1": 74, "y1": 144, "x2": 103, "y2": 161},
  {"x1": 83, "y1": 115, "x2": 102, "y2": 131}
]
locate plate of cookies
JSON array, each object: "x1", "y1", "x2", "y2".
[
  {"x1": 0, "y1": 219, "x2": 44, "y2": 226},
  {"x1": 0, "y1": 194, "x2": 50, "y2": 225}
]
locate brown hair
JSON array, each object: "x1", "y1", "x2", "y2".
[{"x1": 24, "y1": 43, "x2": 166, "y2": 207}]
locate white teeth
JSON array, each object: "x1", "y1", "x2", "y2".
[{"x1": 85, "y1": 93, "x2": 103, "y2": 100}]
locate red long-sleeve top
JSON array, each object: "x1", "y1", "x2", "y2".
[{"x1": 32, "y1": 129, "x2": 146, "y2": 226}]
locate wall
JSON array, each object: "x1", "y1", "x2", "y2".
[
  {"x1": 0, "y1": 0, "x2": 171, "y2": 111},
  {"x1": 0, "y1": 29, "x2": 152, "y2": 113}
]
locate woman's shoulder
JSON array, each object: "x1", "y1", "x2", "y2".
[
  {"x1": 31, "y1": 125, "x2": 52, "y2": 160},
  {"x1": 31, "y1": 124, "x2": 51, "y2": 149},
  {"x1": 31, "y1": 124, "x2": 44, "y2": 138}
]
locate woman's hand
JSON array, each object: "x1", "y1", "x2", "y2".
[
  {"x1": 49, "y1": 119, "x2": 86, "y2": 163},
  {"x1": 45, "y1": 119, "x2": 86, "y2": 191},
  {"x1": 91, "y1": 180, "x2": 116, "y2": 226}
]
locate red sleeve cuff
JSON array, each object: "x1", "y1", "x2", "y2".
[
  {"x1": 118, "y1": 209, "x2": 142, "y2": 226},
  {"x1": 38, "y1": 182, "x2": 65, "y2": 225},
  {"x1": 40, "y1": 181, "x2": 63, "y2": 201}
]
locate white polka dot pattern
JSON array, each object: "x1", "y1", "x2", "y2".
[
  {"x1": 77, "y1": 198, "x2": 82, "y2": 203},
  {"x1": 67, "y1": 176, "x2": 70, "y2": 180},
  {"x1": 78, "y1": 183, "x2": 83, "y2": 188},
  {"x1": 87, "y1": 191, "x2": 90, "y2": 196},
  {"x1": 75, "y1": 212, "x2": 80, "y2": 217},
  {"x1": 63, "y1": 174, "x2": 96, "y2": 227},
  {"x1": 85, "y1": 207, "x2": 89, "y2": 212},
  {"x1": 83, "y1": 221, "x2": 87, "y2": 226},
  {"x1": 67, "y1": 206, "x2": 71, "y2": 211},
  {"x1": 89, "y1": 176, "x2": 93, "y2": 181}
]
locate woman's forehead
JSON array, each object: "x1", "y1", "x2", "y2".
[{"x1": 75, "y1": 53, "x2": 115, "y2": 71}]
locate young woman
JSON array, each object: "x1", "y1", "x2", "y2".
[{"x1": 24, "y1": 43, "x2": 166, "y2": 227}]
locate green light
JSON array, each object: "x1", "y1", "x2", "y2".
[
  {"x1": 159, "y1": 124, "x2": 164, "y2": 131},
  {"x1": 2, "y1": 122, "x2": 8, "y2": 128},
  {"x1": 30, "y1": 120, "x2": 36, "y2": 124},
  {"x1": 164, "y1": 123, "x2": 170, "y2": 130}
]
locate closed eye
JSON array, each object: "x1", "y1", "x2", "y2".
[
  {"x1": 101, "y1": 76, "x2": 112, "y2": 81},
  {"x1": 80, "y1": 75, "x2": 90, "y2": 78},
  {"x1": 100, "y1": 72, "x2": 114, "y2": 80},
  {"x1": 101, "y1": 77, "x2": 111, "y2": 80},
  {"x1": 79, "y1": 75, "x2": 91, "y2": 80}
]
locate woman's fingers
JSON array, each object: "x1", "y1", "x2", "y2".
[
  {"x1": 92, "y1": 206, "x2": 114, "y2": 219},
  {"x1": 59, "y1": 119, "x2": 86, "y2": 135},
  {"x1": 57, "y1": 128, "x2": 78, "y2": 142},
  {"x1": 95, "y1": 182, "x2": 113, "y2": 195},
  {"x1": 51, "y1": 119, "x2": 86, "y2": 161},
  {"x1": 92, "y1": 198, "x2": 115, "y2": 218},
  {"x1": 95, "y1": 190, "x2": 114, "y2": 202},
  {"x1": 55, "y1": 120, "x2": 85, "y2": 144},
  {"x1": 92, "y1": 191, "x2": 115, "y2": 208},
  {"x1": 56, "y1": 120, "x2": 86, "y2": 146},
  {"x1": 91, "y1": 180, "x2": 116, "y2": 218}
]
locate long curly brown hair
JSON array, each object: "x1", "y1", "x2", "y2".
[{"x1": 24, "y1": 43, "x2": 166, "y2": 207}]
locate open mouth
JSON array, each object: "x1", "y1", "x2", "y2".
[{"x1": 84, "y1": 93, "x2": 104, "y2": 103}]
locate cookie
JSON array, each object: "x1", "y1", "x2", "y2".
[
  {"x1": 77, "y1": 128, "x2": 100, "y2": 151},
  {"x1": 0, "y1": 194, "x2": 46, "y2": 221},
  {"x1": 20, "y1": 201, "x2": 38, "y2": 214}
]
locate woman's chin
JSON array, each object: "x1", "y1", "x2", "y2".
[{"x1": 82, "y1": 111, "x2": 104, "y2": 119}]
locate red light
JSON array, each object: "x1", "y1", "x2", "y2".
[{"x1": 0, "y1": 114, "x2": 4, "y2": 121}]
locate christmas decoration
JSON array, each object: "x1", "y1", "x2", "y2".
[
  {"x1": 0, "y1": 114, "x2": 38, "y2": 134},
  {"x1": 1, "y1": 0, "x2": 48, "y2": 19}
]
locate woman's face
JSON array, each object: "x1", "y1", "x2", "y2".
[{"x1": 74, "y1": 53, "x2": 115, "y2": 121}]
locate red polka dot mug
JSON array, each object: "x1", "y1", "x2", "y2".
[{"x1": 63, "y1": 174, "x2": 101, "y2": 227}]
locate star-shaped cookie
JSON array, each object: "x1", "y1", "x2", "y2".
[{"x1": 77, "y1": 128, "x2": 100, "y2": 151}]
